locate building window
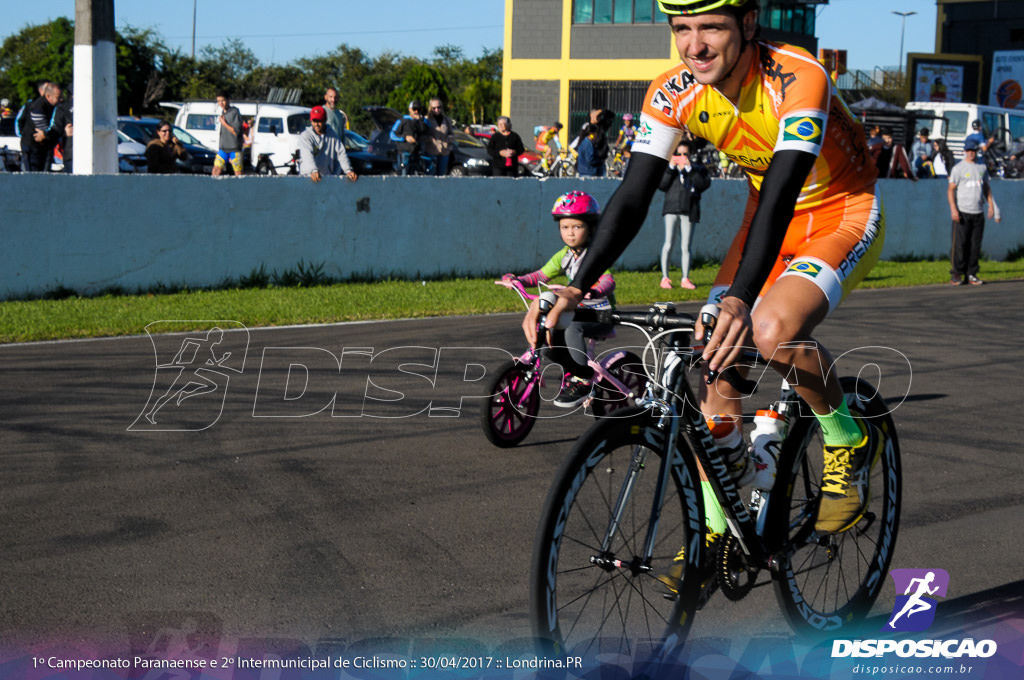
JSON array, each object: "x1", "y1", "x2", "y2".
[
  {"x1": 573, "y1": 0, "x2": 668, "y2": 25},
  {"x1": 762, "y1": 6, "x2": 815, "y2": 37}
]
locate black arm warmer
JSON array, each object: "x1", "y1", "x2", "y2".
[
  {"x1": 725, "y1": 149, "x2": 818, "y2": 306},
  {"x1": 573, "y1": 153, "x2": 669, "y2": 292}
]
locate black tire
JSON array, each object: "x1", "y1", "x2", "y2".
[
  {"x1": 255, "y1": 159, "x2": 275, "y2": 176},
  {"x1": 530, "y1": 409, "x2": 704, "y2": 668},
  {"x1": 768, "y1": 376, "x2": 901, "y2": 634},
  {"x1": 479, "y1": 359, "x2": 540, "y2": 448},
  {"x1": 448, "y1": 164, "x2": 466, "y2": 177},
  {"x1": 589, "y1": 350, "x2": 649, "y2": 417}
]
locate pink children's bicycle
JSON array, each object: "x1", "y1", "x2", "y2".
[{"x1": 480, "y1": 279, "x2": 649, "y2": 448}]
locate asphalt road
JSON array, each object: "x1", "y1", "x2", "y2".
[{"x1": 2, "y1": 282, "x2": 1022, "y2": 674}]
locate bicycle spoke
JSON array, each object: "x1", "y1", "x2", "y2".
[{"x1": 531, "y1": 412, "x2": 699, "y2": 664}]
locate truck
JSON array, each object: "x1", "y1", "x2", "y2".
[
  {"x1": 905, "y1": 101, "x2": 1024, "y2": 159},
  {"x1": 161, "y1": 101, "x2": 312, "y2": 173}
]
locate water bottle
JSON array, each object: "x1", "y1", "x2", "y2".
[
  {"x1": 748, "y1": 408, "x2": 785, "y2": 491},
  {"x1": 707, "y1": 413, "x2": 751, "y2": 485}
]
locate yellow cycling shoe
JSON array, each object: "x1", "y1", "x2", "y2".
[{"x1": 814, "y1": 422, "x2": 884, "y2": 534}]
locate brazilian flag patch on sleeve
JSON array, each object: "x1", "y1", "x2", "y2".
[{"x1": 782, "y1": 116, "x2": 824, "y2": 145}]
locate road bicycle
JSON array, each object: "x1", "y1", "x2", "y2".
[
  {"x1": 539, "y1": 148, "x2": 577, "y2": 178},
  {"x1": 480, "y1": 279, "x2": 649, "y2": 448},
  {"x1": 607, "y1": 146, "x2": 628, "y2": 178},
  {"x1": 529, "y1": 301, "x2": 901, "y2": 673},
  {"x1": 254, "y1": 149, "x2": 300, "y2": 175}
]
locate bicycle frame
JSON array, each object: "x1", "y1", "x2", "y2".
[
  {"x1": 584, "y1": 304, "x2": 796, "y2": 575},
  {"x1": 497, "y1": 279, "x2": 641, "y2": 408}
]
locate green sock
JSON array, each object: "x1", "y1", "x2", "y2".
[
  {"x1": 701, "y1": 481, "x2": 728, "y2": 534},
  {"x1": 815, "y1": 399, "x2": 863, "y2": 447}
]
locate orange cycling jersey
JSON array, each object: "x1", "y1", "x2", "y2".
[{"x1": 635, "y1": 40, "x2": 876, "y2": 210}]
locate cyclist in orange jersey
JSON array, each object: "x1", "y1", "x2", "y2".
[{"x1": 524, "y1": 0, "x2": 885, "y2": 536}]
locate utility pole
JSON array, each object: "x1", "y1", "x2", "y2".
[{"x1": 73, "y1": 0, "x2": 118, "y2": 174}]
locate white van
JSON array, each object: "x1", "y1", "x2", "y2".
[
  {"x1": 161, "y1": 101, "x2": 312, "y2": 170},
  {"x1": 905, "y1": 101, "x2": 1024, "y2": 158}
]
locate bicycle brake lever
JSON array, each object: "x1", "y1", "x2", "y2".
[{"x1": 698, "y1": 304, "x2": 720, "y2": 384}]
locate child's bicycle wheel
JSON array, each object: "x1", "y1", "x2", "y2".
[
  {"x1": 590, "y1": 351, "x2": 648, "y2": 417},
  {"x1": 480, "y1": 359, "x2": 541, "y2": 448}
]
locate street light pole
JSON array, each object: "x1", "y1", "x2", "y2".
[{"x1": 892, "y1": 10, "x2": 917, "y2": 73}]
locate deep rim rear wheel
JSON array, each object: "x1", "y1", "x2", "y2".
[{"x1": 769, "y1": 376, "x2": 901, "y2": 634}]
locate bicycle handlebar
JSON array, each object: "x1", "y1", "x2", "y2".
[
  {"x1": 575, "y1": 303, "x2": 761, "y2": 396},
  {"x1": 573, "y1": 306, "x2": 697, "y2": 332}
]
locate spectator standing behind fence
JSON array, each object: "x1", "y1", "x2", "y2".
[
  {"x1": 964, "y1": 119, "x2": 994, "y2": 154},
  {"x1": 947, "y1": 139, "x2": 999, "y2": 286},
  {"x1": 390, "y1": 101, "x2": 428, "y2": 175},
  {"x1": 146, "y1": 122, "x2": 186, "y2": 174},
  {"x1": 658, "y1": 139, "x2": 710, "y2": 290},
  {"x1": 487, "y1": 116, "x2": 525, "y2": 177},
  {"x1": 212, "y1": 91, "x2": 243, "y2": 176},
  {"x1": 873, "y1": 127, "x2": 916, "y2": 180},
  {"x1": 19, "y1": 82, "x2": 62, "y2": 172},
  {"x1": 298, "y1": 106, "x2": 358, "y2": 184},
  {"x1": 426, "y1": 98, "x2": 455, "y2": 176},
  {"x1": 323, "y1": 87, "x2": 348, "y2": 138},
  {"x1": 576, "y1": 110, "x2": 615, "y2": 177},
  {"x1": 911, "y1": 128, "x2": 933, "y2": 179},
  {"x1": 931, "y1": 139, "x2": 954, "y2": 177},
  {"x1": 51, "y1": 93, "x2": 73, "y2": 173}
]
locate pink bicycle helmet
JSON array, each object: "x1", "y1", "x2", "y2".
[
  {"x1": 551, "y1": 190, "x2": 601, "y2": 222},
  {"x1": 622, "y1": 113, "x2": 634, "y2": 121}
]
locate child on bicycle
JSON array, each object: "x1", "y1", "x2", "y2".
[
  {"x1": 535, "y1": 122, "x2": 563, "y2": 173},
  {"x1": 614, "y1": 113, "x2": 637, "y2": 158},
  {"x1": 503, "y1": 190, "x2": 616, "y2": 408}
]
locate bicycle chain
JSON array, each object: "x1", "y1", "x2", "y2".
[{"x1": 718, "y1": 532, "x2": 759, "y2": 601}]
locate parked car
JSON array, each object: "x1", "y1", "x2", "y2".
[
  {"x1": 342, "y1": 129, "x2": 395, "y2": 175},
  {"x1": 448, "y1": 130, "x2": 492, "y2": 176},
  {"x1": 364, "y1": 106, "x2": 491, "y2": 176},
  {"x1": 48, "y1": 129, "x2": 147, "y2": 173},
  {"x1": 1, "y1": 118, "x2": 147, "y2": 173},
  {"x1": 162, "y1": 101, "x2": 314, "y2": 174},
  {"x1": 117, "y1": 116, "x2": 216, "y2": 173},
  {"x1": 0, "y1": 117, "x2": 22, "y2": 171}
]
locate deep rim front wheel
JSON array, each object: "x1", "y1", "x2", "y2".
[{"x1": 530, "y1": 410, "x2": 704, "y2": 668}]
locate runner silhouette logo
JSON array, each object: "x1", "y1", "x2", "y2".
[
  {"x1": 129, "y1": 321, "x2": 249, "y2": 432},
  {"x1": 883, "y1": 568, "x2": 950, "y2": 632}
]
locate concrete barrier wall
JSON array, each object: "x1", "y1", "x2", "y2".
[{"x1": 0, "y1": 173, "x2": 1020, "y2": 300}]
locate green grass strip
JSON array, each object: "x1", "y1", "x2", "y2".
[{"x1": 1, "y1": 260, "x2": 1022, "y2": 344}]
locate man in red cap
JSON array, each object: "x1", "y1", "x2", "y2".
[{"x1": 298, "y1": 105, "x2": 358, "y2": 183}]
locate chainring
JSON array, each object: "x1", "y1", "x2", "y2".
[{"x1": 718, "y1": 532, "x2": 759, "y2": 601}]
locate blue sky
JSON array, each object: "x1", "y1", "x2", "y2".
[{"x1": 6, "y1": 0, "x2": 937, "y2": 71}]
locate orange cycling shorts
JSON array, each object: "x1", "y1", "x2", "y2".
[{"x1": 711, "y1": 189, "x2": 885, "y2": 315}]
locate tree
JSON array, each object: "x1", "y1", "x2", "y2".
[
  {"x1": 429, "y1": 46, "x2": 502, "y2": 125},
  {"x1": 116, "y1": 26, "x2": 165, "y2": 115},
  {"x1": 0, "y1": 17, "x2": 75, "y2": 107},
  {"x1": 387, "y1": 63, "x2": 451, "y2": 114}
]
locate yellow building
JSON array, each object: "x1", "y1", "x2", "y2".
[{"x1": 502, "y1": 0, "x2": 826, "y2": 146}]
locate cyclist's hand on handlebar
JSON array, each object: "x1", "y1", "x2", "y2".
[
  {"x1": 698, "y1": 296, "x2": 753, "y2": 374},
  {"x1": 522, "y1": 285, "x2": 583, "y2": 348}
]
